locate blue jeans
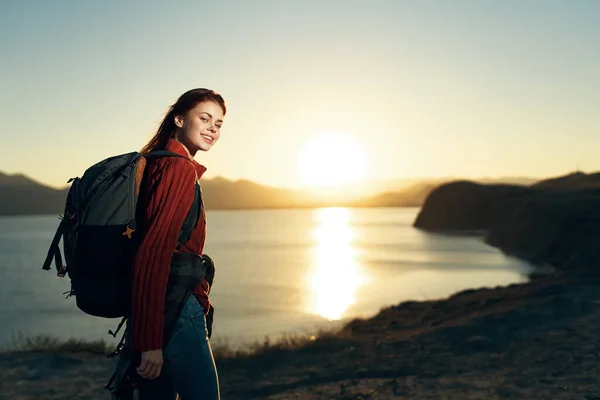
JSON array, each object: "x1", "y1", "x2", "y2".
[{"x1": 138, "y1": 295, "x2": 220, "y2": 400}]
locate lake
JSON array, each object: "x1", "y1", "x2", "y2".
[{"x1": 0, "y1": 207, "x2": 536, "y2": 350}]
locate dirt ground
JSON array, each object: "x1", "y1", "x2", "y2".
[{"x1": 2, "y1": 275, "x2": 600, "y2": 399}]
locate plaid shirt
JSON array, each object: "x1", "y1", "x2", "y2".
[{"x1": 163, "y1": 252, "x2": 208, "y2": 342}]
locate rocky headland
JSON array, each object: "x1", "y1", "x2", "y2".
[{"x1": 415, "y1": 171, "x2": 600, "y2": 275}]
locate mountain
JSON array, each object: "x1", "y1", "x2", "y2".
[
  {"x1": 0, "y1": 173, "x2": 45, "y2": 187},
  {"x1": 0, "y1": 172, "x2": 323, "y2": 216},
  {"x1": 0, "y1": 172, "x2": 70, "y2": 216},
  {"x1": 352, "y1": 182, "x2": 438, "y2": 208},
  {"x1": 0, "y1": 170, "x2": 541, "y2": 216},
  {"x1": 0, "y1": 170, "x2": 443, "y2": 215},
  {"x1": 200, "y1": 177, "x2": 320, "y2": 209}
]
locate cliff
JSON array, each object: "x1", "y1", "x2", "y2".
[{"x1": 414, "y1": 172, "x2": 600, "y2": 273}]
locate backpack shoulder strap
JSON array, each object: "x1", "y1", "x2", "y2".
[
  {"x1": 175, "y1": 181, "x2": 202, "y2": 251},
  {"x1": 144, "y1": 150, "x2": 188, "y2": 159},
  {"x1": 134, "y1": 151, "x2": 192, "y2": 199}
]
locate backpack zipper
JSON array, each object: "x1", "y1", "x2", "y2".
[
  {"x1": 124, "y1": 158, "x2": 139, "y2": 237},
  {"x1": 81, "y1": 155, "x2": 140, "y2": 223}
]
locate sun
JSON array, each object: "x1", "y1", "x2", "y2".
[{"x1": 297, "y1": 133, "x2": 368, "y2": 187}]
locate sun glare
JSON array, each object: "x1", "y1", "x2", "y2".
[
  {"x1": 308, "y1": 208, "x2": 364, "y2": 320},
  {"x1": 297, "y1": 133, "x2": 368, "y2": 187}
]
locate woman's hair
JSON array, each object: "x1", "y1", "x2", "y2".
[{"x1": 140, "y1": 88, "x2": 226, "y2": 154}]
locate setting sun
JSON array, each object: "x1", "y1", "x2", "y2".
[{"x1": 297, "y1": 133, "x2": 368, "y2": 187}]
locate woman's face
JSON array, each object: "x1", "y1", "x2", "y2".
[{"x1": 174, "y1": 101, "x2": 224, "y2": 155}]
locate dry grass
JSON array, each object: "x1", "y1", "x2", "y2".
[
  {"x1": 3, "y1": 327, "x2": 343, "y2": 360},
  {"x1": 212, "y1": 327, "x2": 342, "y2": 359},
  {"x1": 7, "y1": 332, "x2": 112, "y2": 355}
]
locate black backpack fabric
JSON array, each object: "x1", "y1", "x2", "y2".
[{"x1": 42, "y1": 150, "x2": 202, "y2": 319}]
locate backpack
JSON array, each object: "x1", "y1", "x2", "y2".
[{"x1": 42, "y1": 150, "x2": 202, "y2": 319}]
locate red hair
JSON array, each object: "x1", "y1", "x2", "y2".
[{"x1": 141, "y1": 88, "x2": 226, "y2": 154}]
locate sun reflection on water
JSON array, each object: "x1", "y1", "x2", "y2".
[{"x1": 308, "y1": 208, "x2": 363, "y2": 320}]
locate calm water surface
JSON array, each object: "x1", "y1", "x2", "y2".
[{"x1": 0, "y1": 207, "x2": 535, "y2": 349}]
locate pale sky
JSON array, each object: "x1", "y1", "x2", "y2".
[{"x1": 1, "y1": 0, "x2": 599, "y2": 189}]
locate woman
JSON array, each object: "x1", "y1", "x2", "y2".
[{"x1": 113, "y1": 88, "x2": 225, "y2": 400}]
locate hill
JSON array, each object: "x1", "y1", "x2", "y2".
[
  {"x1": 200, "y1": 177, "x2": 319, "y2": 209},
  {"x1": 0, "y1": 169, "x2": 542, "y2": 216},
  {"x1": 0, "y1": 172, "x2": 70, "y2": 216},
  {"x1": 414, "y1": 171, "x2": 600, "y2": 274},
  {"x1": 0, "y1": 171, "x2": 323, "y2": 215},
  {"x1": 0, "y1": 171, "x2": 438, "y2": 215},
  {"x1": 352, "y1": 182, "x2": 438, "y2": 208}
]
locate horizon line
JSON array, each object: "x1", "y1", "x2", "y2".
[{"x1": 0, "y1": 169, "x2": 586, "y2": 192}]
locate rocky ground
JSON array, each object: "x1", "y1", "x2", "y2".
[{"x1": 2, "y1": 274, "x2": 600, "y2": 399}]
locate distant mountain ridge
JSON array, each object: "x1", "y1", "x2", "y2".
[
  {"x1": 0, "y1": 173, "x2": 46, "y2": 187},
  {"x1": 0, "y1": 170, "x2": 541, "y2": 216},
  {"x1": 0, "y1": 171, "x2": 320, "y2": 216},
  {"x1": 0, "y1": 172, "x2": 70, "y2": 216}
]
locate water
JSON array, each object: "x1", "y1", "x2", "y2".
[{"x1": 0, "y1": 207, "x2": 535, "y2": 349}]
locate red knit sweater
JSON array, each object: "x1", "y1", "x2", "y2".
[{"x1": 131, "y1": 139, "x2": 211, "y2": 351}]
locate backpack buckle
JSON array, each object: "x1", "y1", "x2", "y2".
[
  {"x1": 57, "y1": 265, "x2": 68, "y2": 277},
  {"x1": 122, "y1": 225, "x2": 135, "y2": 239},
  {"x1": 174, "y1": 242, "x2": 183, "y2": 253}
]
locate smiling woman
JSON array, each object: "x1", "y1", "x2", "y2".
[{"x1": 297, "y1": 133, "x2": 369, "y2": 187}]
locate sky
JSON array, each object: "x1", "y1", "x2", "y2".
[{"x1": 1, "y1": 0, "x2": 599, "y2": 190}]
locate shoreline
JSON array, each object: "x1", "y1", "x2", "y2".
[{"x1": 3, "y1": 261, "x2": 595, "y2": 399}]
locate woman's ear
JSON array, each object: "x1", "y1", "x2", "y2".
[{"x1": 174, "y1": 114, "x2": 184, "y2": 128}]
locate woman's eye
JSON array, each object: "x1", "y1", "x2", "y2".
[
  {"x1": 216, "y1": 124, "x2": 222, "y2": 129},
  {"x1": 200, "y1": 117, "x2": 209, "y2": 122}
]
